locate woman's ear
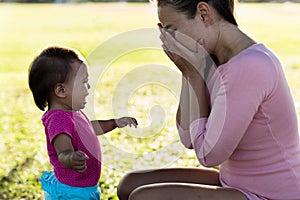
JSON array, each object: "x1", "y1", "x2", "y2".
[
  {"x1": 54, "y1": 83, "x2": 67, "y2": 98},
  {"x1": 196, "y1": 2, "x2": 212, "y2": 26}
]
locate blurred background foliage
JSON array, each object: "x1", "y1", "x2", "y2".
[
  {"x1": 0, "y1": 1, "x2": 300, "y2": 200},
  {"x1": 2, "y1": 0, "x2": 300, "y2": 4}
]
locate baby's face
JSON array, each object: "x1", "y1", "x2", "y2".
[{"x1": 66, "y1": 61, "x2": 90, "y2": 110}]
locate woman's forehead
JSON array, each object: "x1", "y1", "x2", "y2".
[{"x1": 158, "y1": 5, "x2": 182, "y2": 27}]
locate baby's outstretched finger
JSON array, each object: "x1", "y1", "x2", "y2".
[{"x1": 130, "y1": 118, "x2": 138, "y2": 128}]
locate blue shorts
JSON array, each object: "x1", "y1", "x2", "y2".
[{"x1": 40, "y1": 171, "x2": 101, "y2": 200}]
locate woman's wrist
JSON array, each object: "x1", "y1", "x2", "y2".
[
  {"x1": 186, "y1": 73, "x2": 205, "y2": 88},
  {"x1": 182, "y1": 64, "x2": 204, "y2": 79}
]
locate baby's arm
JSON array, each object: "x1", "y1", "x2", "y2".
[
  {"x1": 52, "y1": 133, "x2": 89, "y2": 173},
  {"x1": 91, "y1": 117, "x2": 138, "y2": 136}
]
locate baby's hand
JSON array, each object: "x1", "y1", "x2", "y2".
[
  {"x1": 115, "y1": 117, "x2": 138, "y2": 128},
  {"x1": 69, "y1": 151, "x2": 89, "y2": 173}
]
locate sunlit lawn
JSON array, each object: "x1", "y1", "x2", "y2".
[{"x1": 0, "y1": 2, "x2": 300, "y2": 199}]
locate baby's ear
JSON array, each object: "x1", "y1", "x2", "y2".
[{"x1": 54, "y1": 83, "x2": 67, "y2": 98}]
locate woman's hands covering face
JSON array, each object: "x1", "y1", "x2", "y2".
[{"x1": 158, "y1": 23, "x2": 207, "y2": 79}]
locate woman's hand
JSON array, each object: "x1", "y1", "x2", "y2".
[
  {"x1": 158, "y1": 24, "x2": 207, "y2": 79},
  {"x1": 115, "y1": 117, "x2": 138, "y2": 128}
]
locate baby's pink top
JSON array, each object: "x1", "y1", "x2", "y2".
[
  {"x1": 178, "y1": 44, "x2": 300, "y2": 199},
  {"x1": 42, "y1": 110, "x2": 102, "y2": 187}
]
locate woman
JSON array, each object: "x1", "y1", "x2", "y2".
[{"x1": 117, "y1": 0, "x2": 300, "y2": 199}]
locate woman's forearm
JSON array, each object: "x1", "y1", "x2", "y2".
[
  {"x1": 177, "y1": 75, "x2": 209, "y2": 128},
  {"x1": 176, "y1": 76, "x2": 193, "y2": 148},
  {"x1": 176, "y1": 74, "x2": 210, "y2": 149},
  {"x1": 176, "y1": 76, "x2": 190, "y2": 130},
  {"x1": 188, "y1": 76, "x2": 210, "y2": 121}
]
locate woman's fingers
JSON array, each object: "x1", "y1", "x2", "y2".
[
  {"x1": 162, "y1": 32, "x2": 207, "y2": 77},
  {"x1": 159, "y1": 25, "x2": 208, "y2": 78},
  {"x1": 162, "y1": 44, "x2": 175, "y2": 61},
  {"x1": 162, "y1": 30, "x2": 188, "y2": 61}
]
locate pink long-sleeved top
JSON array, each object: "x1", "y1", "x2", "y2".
[{"x1": 178, "y1": 43, "x2": 300, "y2": 200}]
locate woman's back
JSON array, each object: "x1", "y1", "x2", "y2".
[{"x1": 217, "y1": 43, "x2": 300, "y2": 200}]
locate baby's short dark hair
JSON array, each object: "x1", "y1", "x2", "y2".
[{"x1": 28, "y1": 46, "x2": 83, "y2": 111}]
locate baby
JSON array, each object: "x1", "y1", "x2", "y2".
[{"x1": 28, "y1": 46, "x2": 138, "y2": 199}]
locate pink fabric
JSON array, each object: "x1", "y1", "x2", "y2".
[
  {"x1": 42, "y1": 110, "x2": 102, "y2": 187},
  {"x1": 178, "y1": 44, "x2": 300, "y2": 199},
  {"x1": 176, "y1": 122, "x2": 193, "y2": 149}
]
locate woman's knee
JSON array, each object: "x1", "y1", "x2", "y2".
[
  {"x1": 117, "y1": 173, "x2": 130, "y2": 200},
  {"x1": 128, "y1": 183, "x2": 181, "y2": 200},
  {"x1": 117, "y1": 171, "x2": 141, "y2": 200},
  {"x1": 128, "y1": 185, "x2": 157, "y2": 200},
  {"x1": 128, "y1": 186, "x2": 142, "y2": 200}
]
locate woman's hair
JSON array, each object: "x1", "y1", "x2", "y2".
[
  {"x1": 28, "y1": 46, "x2": 82, "y2": 111},
  {"x1": 154, "y1": 0, "x2": 237, "y2": 25}
]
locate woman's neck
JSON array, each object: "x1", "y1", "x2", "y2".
[{"x1": 214, "y1": 23, "x2": 256, "y2": 66}]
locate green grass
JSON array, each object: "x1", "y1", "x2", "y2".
[
  {"x1": 0, "y1": 2, "x2": 300, "y2": 199},
  {"x1": 236, "y1": 3, "x2": 300, "y2": 57}
]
